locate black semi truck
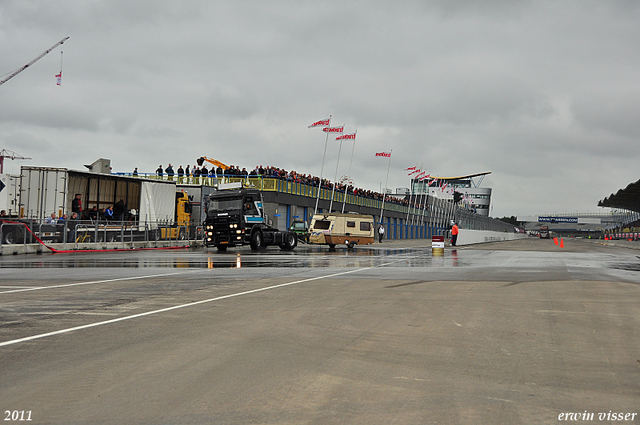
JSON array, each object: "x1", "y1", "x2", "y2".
[{"x1": 204, "y1": 184, "x2": 297, "y2": 251}]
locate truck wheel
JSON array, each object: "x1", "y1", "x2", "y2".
[
  {"x1": 3, "y1": 229, "x2": 19, "y2": 245},
  {"x1": 280, "y1": 232, "x2": 298, "y2": 251},
  {"x1": 216, "y1": 245, "x2": 227, "y2": 251},
  {"x1": 328, "y1": 244, "x2": 336, "y2": 249},
  {"x1": 250, "y1": 230, "x2": 263, "y2": 251}
]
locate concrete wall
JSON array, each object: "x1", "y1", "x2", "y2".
[{"x1": 456, "y1": 229, "x2": 528, "y2": 246}]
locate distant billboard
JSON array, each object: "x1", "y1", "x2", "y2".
[{"x1": 538, "y1": 216, "x2": 579, "y2": 223}]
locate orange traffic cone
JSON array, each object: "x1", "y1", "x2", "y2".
[
  {"x1": 553, "y1": 237, "x2": 558, "y2": 245},
  {"x1": 560, "y1": 238, "x2": 564, "y2": 248}
]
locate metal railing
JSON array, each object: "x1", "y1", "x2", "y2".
[{"x1": 1, "y1": 219, "x2": 203, "y2": 249}]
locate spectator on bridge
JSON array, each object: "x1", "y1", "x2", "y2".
[{"x1": 166, "y1": 164, "x2": 175, "y2": 181}]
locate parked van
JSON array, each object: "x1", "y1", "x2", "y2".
[{"x1": 308, "y1": 213, "x2": 375, "y2": 249}]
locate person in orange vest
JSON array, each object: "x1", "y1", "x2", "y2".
[{"x1": 451, "y1": 221, "x2": 459, "y2": 246}]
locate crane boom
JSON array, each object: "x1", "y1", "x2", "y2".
[
  {"x1": 0, "y1": 36, "x2": 70, "y2": 87},
  {"x1": 197, "y1": 156, "x2": 229, "y2": 170}
]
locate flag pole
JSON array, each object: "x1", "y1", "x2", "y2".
[
  {"x1": 413, "y1": 167, "x2": 424, "y2": 226},
  {"x1": 379, "y1": 150, "x2": 392, "y2": 224},
  {"x1": 406, "y1": 174, "x2": 414, "y2": 224},
  {"x1": 329, "y1": 126, "x2": 345, "y2": 212},
  {"x1": 419, "y1": 173, "x2": 429, "y2": 225},
  {"x1": 341, "y1": 130, "x2": 357, "y2": 213},
  {"x1": 313, "y1": 115, "x2": 331, "y2": 216},
  {"x1": 410, "y1": 169, "x2": 420, "y2": 226}
]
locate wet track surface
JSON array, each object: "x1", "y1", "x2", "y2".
[
  {"x1": 0, "y1": 241, "x2": 638, "y2": 285},
  {"x1": 1, "y1": 238, "x2": 639, "y2": 424}
]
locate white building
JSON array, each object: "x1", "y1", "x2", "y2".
[{"x1": 411, "y1": 172, "x2": 492, "y2": 216}]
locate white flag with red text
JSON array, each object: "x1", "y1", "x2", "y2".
[
  {"x1": 335, "y1": 132, "x2": 356, "y2": 140},
  {"x1": 375, "y1": 152, "x2": 391, "y2": 158},
  {"x1": 323, "y1": 125, "x2": 344, "y2": 133},
  {"x1": 55, "y1": 72, "x2": 62, "y2": 86},
  {"x1": 308, "y1": 118, "x2": 330, "y2": 128}
]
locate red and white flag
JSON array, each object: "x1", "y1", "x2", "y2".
[
  {"x1": 375, "y1": 152, "x2": 391, "y2": 158},
  {"x1": 308, "y1": 118, "x2": 330, "y2": 128},
  {"x1": 415, "y1": 171, "x2": 427, "y2": 179},
  {"x1": 441, "y1": 183, "x2": 448, "y2": 192},
  {"x1": 405, "y1": 166, "x2": 417, "y2": 171},
  {"x1": 429, "y1": 178, "x2": 438, "y2": 186},
  {"x1": 335, "y1": 132, "x2": 356, "y2": 140},
  {"x1": 323, "y1": 125, "x2": 344, "y2": 133},
  {"x1": 420, "y1": 173, "x2": 431, "y2": 181},
  {"x1": 408, "y1": 168, "x2": 421, "y2": 176},
  {"x1": 55, "y1": 72, "x2": 62, "y2": 86}
]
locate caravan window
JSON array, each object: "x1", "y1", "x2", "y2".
[
  {"x1": 360, "y1": 222, "x2": 371, "y2": 231},
  {"x1": 313, "y1": 220, "x2": 331, "y2": 230},
  {"x1": 347, "y1": 221, "x2": 356, "y2": 228}
]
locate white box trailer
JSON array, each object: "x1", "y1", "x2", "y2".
[
  {"x1": 1, "y1": 167, "x2": 181, "y2": 245},
  {"x1": 0, "y1": 174, "x2": 21, "y2": 217},
  {"x1": 19, "y1": 166, "x2": 177, "y2": 226}
]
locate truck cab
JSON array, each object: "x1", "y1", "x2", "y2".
[{"x1": 204, "y1": 184, "x2": 296, "y2": 251}]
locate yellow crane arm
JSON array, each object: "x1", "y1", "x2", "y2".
[{"x1": 197, "y1": 156, "x2": 229, "y2": 170}]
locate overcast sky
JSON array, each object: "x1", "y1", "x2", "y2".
[{"x1": 1, "y1": 1, "x2": 639, "y2": 218}]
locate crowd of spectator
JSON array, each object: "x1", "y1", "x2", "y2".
[{"x1": 148, "y1": 162, "x2": 417, "y2": 208}]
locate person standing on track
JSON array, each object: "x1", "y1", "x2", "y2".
[
  {"x1": 451, "y1": 221, "x2": 459, "y2": 246},
  {"x1": 378, "y1": 224, "x2": 385, "y2": 243}
]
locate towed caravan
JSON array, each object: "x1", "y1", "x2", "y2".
[{"x1": 308, "y1": 213, "x2": 375, "y2": 249}]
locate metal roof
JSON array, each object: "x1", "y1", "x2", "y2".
[
  {"x1": 598, "y1": 178, "x2": 640, "y2": 213},
  {"x1": 428, "y1": 172, "x2": 492, "y2": 181}
]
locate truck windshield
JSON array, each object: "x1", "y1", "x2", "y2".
[{"x1": 209, "y1": 197, "x2": 243, "y2": 212}]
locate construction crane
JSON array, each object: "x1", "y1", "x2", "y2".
[
  {"x1": 0, "y1": 149, "x2": 31, "y2": 173},
  {"x1": 197, "y1": 156, "x2": 229, "y2": 171},
  {"x1": 0, "y1": 36, "x2": 69, "y2": 87}
]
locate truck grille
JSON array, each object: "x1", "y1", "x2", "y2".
[{"x1": 209, "y1": 217, "x2": 240, "y2": 244}]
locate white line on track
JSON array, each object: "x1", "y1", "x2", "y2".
[
  {"x1": 0, "y1": 286, "x2": 43, "y2": 289},
  {"x1": 0, "y1": 271, "x2": 198, "y2": 294},
  {"x1": 0, "y1": 263, "x2": 394, "y2": 348}
]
